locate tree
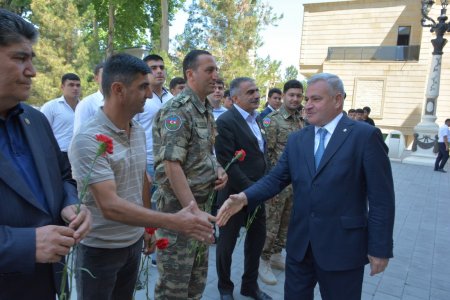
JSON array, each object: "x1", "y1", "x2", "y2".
[
  {"x1": 174, "y1": 0, "x2": 283, "y2": 89},
  {"x1": 284, "y1": 65, "x2": 299, "y2": 81},
  {"x1": 29, "y1": 0, "x2": 95, "y2": 105},
  {"x1": 0, "y1": 0, "x2": 31, "y2": 15}
]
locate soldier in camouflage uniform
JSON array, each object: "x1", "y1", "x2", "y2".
[
  {"x1": 152, "y1": 50, "x2": 228, "y2": 300},
  {"x1": 258, "y1": 79, "x2": 305, "y2": 285}
]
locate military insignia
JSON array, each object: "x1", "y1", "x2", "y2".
[
  {"x1": 262, "y1": 117, "x2": 271, "y2": 127},
  {"x1": 164, "y1": 114, "x2": 182, "y2": 131}
]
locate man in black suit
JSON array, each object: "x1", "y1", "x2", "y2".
[{"x1": 215, "y1": 77, "x2": 272, "y2": 300}]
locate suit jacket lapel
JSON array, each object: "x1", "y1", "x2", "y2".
[
  {"x1": 315, "y1": 116, "x2": 353, "y2": 176},
  {"x1": 304, "y1": 126, "x2": 316, "y2": 177}
]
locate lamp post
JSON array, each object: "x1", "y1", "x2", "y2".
[{"x1": 404, "y1": 0, "x2": 450, "y2": 165}]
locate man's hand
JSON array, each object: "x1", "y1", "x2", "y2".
[
  {"x1": 35, "y1": 225, "x2": 75, "y2": 264},
  {"x1": 61, "y1": 204, "x2": 92, "y2": 243},
  {"x1": 368, "y1": 255, "x2": 389, "y2": 276},
  {"x1": 143, "y1": 232, "x2": 156, "y2": 255},
  {"x1": 174, "y1": 201, "x2": 215, "y2": 243},
  {"x1": 216, "y1": 192, "x2": 247, "y2": 227},
  {"x1": 214, "y1": 167, "x2": 228, "y2": 191}
]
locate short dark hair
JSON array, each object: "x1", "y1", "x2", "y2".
[
  {"x1": 355, "y1": 108, "x2": 364, "y2": 114},
  {"x1": 283, "y1": 80, "x2": 303, "y2": 93},
  {"x1": 268, "y1": 88, "x2": 282, "y2": 98},
  {"x1": 169, "y1": 77, "x2": 185, "y2": 90},
  {"x1": 445, "y1": 118, "x2": 450, "y2": 123},
  {"x1": 143, "y1": 54, "x2": 164, "y2": 63},
  {"x1": 0, "y1": 9, "x2": 38, "y2": 47},
  {"x1": 61, "y1": 73, "x2": 80, "y2": 84},
  {"x1": 102, "y1": 53, "x2": 151, "y2": 98},
  {"x1": 182, "y1": 49, "x2": 212, "y2": 80},
  {"x1": 363, "y1": 106, "x2": 371, "y2": 114},
  {"x1": 224, "y1": 89, "x2": 230, "y2": 97},
  {"x1": 229, "y1": 77, "x2": 254, "y2": 97},
  {"x1": 94, "y1": 62, "x2": 104, "y2": 75},
  {"x1": 348, "y1": 108, "x2": 356, "y2": 113},
  {"x1": 216, "y1": 78, "x2": 225, "y2": 87}
]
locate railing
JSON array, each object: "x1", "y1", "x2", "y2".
[{"x1": 326, "y1": 45, "x2": 420, "y2": 61}]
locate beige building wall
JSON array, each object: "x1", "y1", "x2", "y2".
[{"x1": 299, "y1": 0, "x2": 450, "y2": 142}]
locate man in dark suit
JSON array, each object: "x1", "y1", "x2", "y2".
[
  {"x1": 260, "y1": 87, "x2": 282, "y2": 119},
  {"x1": 215, "y1": 77, "x2": 272, "y2": 300},
  {"x1": 0, "y1": 9, "x2": 91, "y2": 299},
  {"x1": 217, "y1": 73, "x2": 395, "y2": 300}
]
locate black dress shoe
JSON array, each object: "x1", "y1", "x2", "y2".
[
  {"x1": 220, "y1": 293, "x2": 234, "y2": 300},
  {"x1": 438, "y1": 169, "x2": 447, "y2": 173},
  {"x1": 241, "y1": 288, "x2": 273, "y2": 300}
]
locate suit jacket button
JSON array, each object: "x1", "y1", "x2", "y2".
[{"x1": 310, "y1": 212, "x2": 315, "y2": 218}]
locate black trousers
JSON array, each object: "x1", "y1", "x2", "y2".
[
  {"x1": 434, "y1": 142, "x2": 449, "y2": 170},
  {"x1": 216, "y1": 204, "x2": 266, "y2": 295}
]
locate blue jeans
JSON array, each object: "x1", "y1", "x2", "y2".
[{"x1": 75, "y1": 238, "x2": 142, "y2": 300}]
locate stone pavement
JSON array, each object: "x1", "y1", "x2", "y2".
[{"x1": 75, "y1": 161, "x2": 450, "y2": 300}]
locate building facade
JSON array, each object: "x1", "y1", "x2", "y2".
[{"x1": 299, "y1": 0, "x2": 450, "y2": 145}]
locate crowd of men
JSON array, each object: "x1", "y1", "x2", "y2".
[{"x1": 1, "y1": 9, "x2": 399, "y2": 300}]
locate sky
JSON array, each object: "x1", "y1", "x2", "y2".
[{"x1": 169, "y1": 0, "x2": 305, "y2": 72}]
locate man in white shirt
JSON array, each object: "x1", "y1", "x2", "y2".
[
  {"x1": 134, "y1": 54, "x2": 173, "y2": 191},
  {"x1": 73, "y1": 62, "x2": 104, "y2": 134},
  {"x1": 260, "y1": 88, "x2": 282, "y2": 119},
  {"x1": 41, "y1": 73, "x2": 80, "y2": 155},
  {"x1": 434, "y1": 118, "x2": 450, "y2": 172}
]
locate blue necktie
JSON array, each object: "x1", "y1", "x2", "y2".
[{"x1": 315, "y1": 128, "x2": 327, "y2": 170}]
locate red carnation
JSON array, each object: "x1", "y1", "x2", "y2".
[
  {"x1": 95, "y1": 134, "x2": 113, "y2": 156},
  {"x1": 156, "y1": 238, "x2": 169, "y2": 250},
  {"x1": 145, "y1": 227, "x2": 157, "y2": 235},
  {"x1": 234, "y1": 149, "x2": 246, "y2": 162}
]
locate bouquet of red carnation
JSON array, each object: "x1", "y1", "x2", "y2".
[{"x1": 134, "y1": 228, "x2": 169, "y2": 299}]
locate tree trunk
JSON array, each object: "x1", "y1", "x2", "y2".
[
  {"x1": 106, "y1": 1, "x2": 115, "y2": 58},
  {"x1": 160, "y1": 0, "x2": 169, "y2": 53}
]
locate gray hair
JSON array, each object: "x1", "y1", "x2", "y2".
[
  {"x1": 229, "y1": 77, "x2": 254, "y2": 97},
  {"x1": 307, "y1": 73, "x2": 345, "y2": 97}
]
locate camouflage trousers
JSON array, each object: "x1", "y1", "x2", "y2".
[
  {"x1": 154, "y1": 228, "x2": 209, "y2": 300},
  {"x1": 261, "y1": 184, "x2": 293, "y2": 261}
]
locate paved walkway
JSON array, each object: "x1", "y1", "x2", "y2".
[{"x1": 76, "y1": 161, "x2": 450, "y2": 300}]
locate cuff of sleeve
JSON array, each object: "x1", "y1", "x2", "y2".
[{"x1": 0, "y1": 227, "x2": 36, "y2": 274}]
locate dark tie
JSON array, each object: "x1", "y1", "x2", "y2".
[{"x1": 315, "y1": 128, "x2": 327, "y2": 170}]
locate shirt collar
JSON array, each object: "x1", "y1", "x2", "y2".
[
  {"x1": 268, "y1": 105, "x2": 276, "y2": 111},
  {"x1": 0, "y1": 103, "x2": 24, "y2": 121},
  {"x1": 315, "y1": 112, "x2": 343, "y2": 136},
  {"x1": 184, "y1": 86, "x2": 209, "y2": 114},
  {"x1": 234, "y1": 103, "x2": 258, "y2": 121},
  {"x1": 279, "y1": 105, "x2": 299, "y2": 120},
  {"x1": 96, "y1": 108, "x2": 133, "y2": 134}
]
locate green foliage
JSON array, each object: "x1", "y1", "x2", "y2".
[
  {"x1": 0, "y1": 0, "x2": 31, "y2": 15},
  {"x1": 284, "y1": 65, "x2": 299, "y2": 81},
  {"x1": 29, "y1": 0, "x2": 96, "y2": 105},
  {"x1": 174, "y1": 0, "x2": 283, "y2": 90}
]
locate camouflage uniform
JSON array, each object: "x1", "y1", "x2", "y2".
[
  {"x1": 152, "y1": 86, "x2": 219, "y2": 300},
  {"x1": 261, "y1": 105, "x2": 303, "y2": 261}
]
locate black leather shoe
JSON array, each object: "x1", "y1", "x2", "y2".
[
  {"x1": 220, "y1": 293, "x2": 234, "y2": 300},
  {"x1": 241, "y1": 288, "x2": 273, "y2": 300},
  {"x1": 438, "y1": 169, "x2": 447, "y2": 173}
]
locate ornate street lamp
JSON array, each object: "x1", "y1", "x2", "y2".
[{"x1": 404, "y1": 0, "x2": 450, "y2": 165}]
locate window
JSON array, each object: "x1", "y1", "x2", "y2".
[{"x1": 397, "y1": 26, "x2": 411, "y2": 46}]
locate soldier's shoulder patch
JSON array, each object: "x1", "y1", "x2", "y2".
[
  {"x1": 262, "y1": 117, "x2": 271, "y2": 127},
  {"x1": 164, "y1": 114, "x2": 183, "y2": 131}
]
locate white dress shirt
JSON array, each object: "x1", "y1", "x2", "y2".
[
  {"x1": 73, "y1": 90, "x2": 103, "y2": 134},
  {"x1": 314, "y1": 112, "x2": 343, "y2": 154},
  {"x1": 40, "y1": 96, "x2": 77, "y2": 152},
  {"x1": 438, "y1": 124, "x2": 449, "y2": 143},
  {"x1": 134, "y1": 88, "x2": 173, "y2": 165},
  {"x1": 234, "y1": 104, "x2": 264, "y2": 153}
]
